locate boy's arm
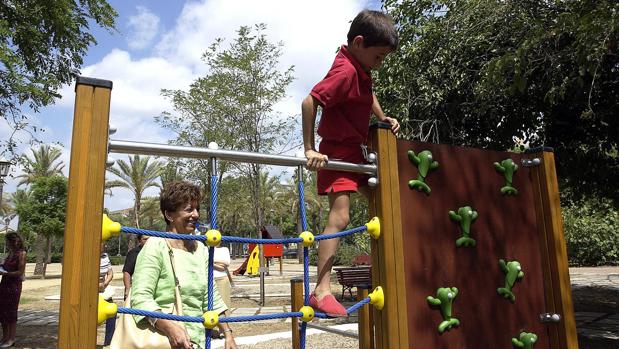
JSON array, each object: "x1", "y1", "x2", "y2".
[
  {"x1": 301, "y1": 94, "x2": 328, "y2": 170},
  {"x1": 372, "y1": 94, "x2": 400, "y2": 134}
]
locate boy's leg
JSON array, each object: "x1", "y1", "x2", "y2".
[{"x1": 311, "y1": 192, "x2": 351, "y2": 316}]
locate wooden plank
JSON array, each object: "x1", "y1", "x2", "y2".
[
  {"x1": 291, "y1": 278, "x2": 303, "y2": 349},
  {"x1": 368, "y1": 125, "x2": 408, "y2": 349},
  {"x1": 385, "y1": 129, "x2": 410, "y2": 349},
  {"x1": 533, "y1": 151, "x2": 579, "y2": 348},
  {"x1": 58, "y1": 78, "x2": 112, "y2": 348},
  {"x1": 358, "y1": 286, "x2": 371, "y2": 349},
  {"x1": 529, "y1": 154, "x2": 560, "y2": 348}
]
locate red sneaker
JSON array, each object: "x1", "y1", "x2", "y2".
[{"x1": 309, "y1": 293, "x2": 348, "y2": 317}]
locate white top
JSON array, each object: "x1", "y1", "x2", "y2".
[{"x1": 212, "y1": 247, "x2": 230, "y2": 278}]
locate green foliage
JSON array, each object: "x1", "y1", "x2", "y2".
[
  {"x1": 16, "y1": 145, "x2": 65, "y2": 187},
  {"x1": 106, "y1": 155, "x2": 163, "y2": 228},
  {"x1": 563, "y1": 196, "x2": 619, "y2": 266},
  {"x1": 15, "y1": 175, "x2": 67, "y2": 240},
  {"x1": 109, "y1": 255, "x2": 125, "y2": 266},
  {"x1": 378, "y1": 0, "x2": 619, "y2": 205},
  {"x1": 157, "y1": 24, "x2": 296, "y2": 231},
  {"x1": 309, "y1": 242, "x2": 366, "y2": 267},
  {"x1": 0, "y1": 0, "x2": 117, "y2": 155}
]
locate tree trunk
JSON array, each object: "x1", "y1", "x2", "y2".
[
  {"x1": 46, "y1": 237, "x2": 53, "y2": 263},
  {"x1": 32, "y1": 234, "x2": 48, "y2": 279}
]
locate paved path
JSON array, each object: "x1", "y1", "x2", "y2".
[{"x1": 17, "y1": 263, "x2": 619, "y2": 346}]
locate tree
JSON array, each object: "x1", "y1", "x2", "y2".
[
  {"x1": 157, "y1": 24, "x2": 296, "y2": 232},
  {"x1": 377, "y1": 0, "x2": 618, "y2": 204},
  {"x1": 0, "y1": 0, "x2": 117, "y2": 155},
  {"x1": 16, "y1": 145, "x2": 65, "y2": 186},
  {"x1": 15, "y1": 175, "x2": 67, "y2": 278},
  {"x1": 106, "y1": 155, "x2": 163, "y2": 229}
]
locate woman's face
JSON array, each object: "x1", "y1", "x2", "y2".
[
  {"x1": 6, "y1": 238, "x2": 15, "y2": 251},
  {"x1": 166, "y1": 200, "x2": 200, "y2": 234}
]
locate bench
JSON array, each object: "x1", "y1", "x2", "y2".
[{"x1": 334, "y1": 266, "x2": 372, "y2": 300}]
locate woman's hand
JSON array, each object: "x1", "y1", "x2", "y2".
[
  {"x1": 224, "y1": 331, "x2": 237, "y2": 349},
  {"x1": 159, "y1": 320, "x2": 193, "y2": 349}
]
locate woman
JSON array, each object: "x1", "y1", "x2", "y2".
[
  {"x1": 0, "y1": 233, "x2": 26, "y2": 348},
  {"x1": 131, "y1": 181, "x2": 237, "y2": 349}
]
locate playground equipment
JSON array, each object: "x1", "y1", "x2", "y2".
[{"x1": 58, "y1": 77, "x2": 577, "y2": 348}]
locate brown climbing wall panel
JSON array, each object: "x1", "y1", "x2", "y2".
[{"x1": 398, "y1": 140, "x2": 551, "y2": 348}]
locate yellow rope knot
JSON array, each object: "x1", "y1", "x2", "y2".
[
  {"x1": 205, "y1": 229, "x2": 222, "y2": 247},
  {"x1": 299, "y1": 231, "x2": 314, "y2": 247}
]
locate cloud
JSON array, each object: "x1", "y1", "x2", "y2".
[
  {"x1": 41, "y1": 0, "x2": 375, "y2": 211},
  {"x1": 126, "y1": 6, "x2": 160, "y2": 50}
]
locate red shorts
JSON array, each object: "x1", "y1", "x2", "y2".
[{"x1": 317, "y1": 140, "x2": 367, "y2": 195}]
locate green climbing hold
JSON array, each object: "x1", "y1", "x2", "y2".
[
  {"x1": 427, "y1": 287, "x2": 460, "y2": 334},
  {"x1": 448, "y1": 206, "x2": 478, "y2": 247},
  {"x1": 498, "y1": 259, "x2": 524, "y2": 302},
  {"x1": 494, "y1": 159, "x2": 519, "y2": 195},
  {"x1": 407, "y1": 149, "x2": 438, "y2": 195},
  {"x1": 512, "y1": 331, "x2": 537, "y2": 348}
]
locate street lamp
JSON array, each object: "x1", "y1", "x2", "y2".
[{"x1": 0, "y1": 157, "x2": 11, "y2": 217}]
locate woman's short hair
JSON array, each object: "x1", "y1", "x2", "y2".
[
  {"x1": 5, "y1": 232, "x2": 24, "y2": 251},
  {"x1": 160, "y1": 181, "x2": 202, "y2": 225}
]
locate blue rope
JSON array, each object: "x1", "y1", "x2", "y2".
[
  {"x1": 210, "y1": 174, "x2": 218, "y2": 229},
  {"x1": 220, "y1": 312, "x2": 303, "y2": 323},
  {"x1": 314, "y1": 225, "x2": 367, "y2": 241},
  {"x1": 121, "y1": 227, "x2": 206, "y2": 241},
  {"x1": 297, "y1": 181, "x2": 308, "y2": 231},
  {"x1": 303, "y1": 247, "x2": 310, "y2": 305},
  {"x1": 300, "y1": 321, "x2": 307, "y2": 349},
  {"x1": 221, "y1": 236, "x2": 302, "y2": 244},
  {"x1": 207, "y1": 246, "x2": 214, "y2": 310},
  {"x1": 206, "y1": 329, "x2": 212, "y2": 349},
  {"x1": 118, "y1": 307, "x2": 203, "y2": 323},
  {"x1": 346, "y1": 297, "x2": 371, "y2": 315}
]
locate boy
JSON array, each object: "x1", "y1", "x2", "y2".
[{"x1": 301, "y1": 9, "x2": 399, "y2": 316}]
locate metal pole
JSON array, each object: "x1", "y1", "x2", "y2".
[
  {"x1": 109, "y1": 140, "x2": 377, "y2": 176},
  {"x1": 0, "y1": 178, "x2": 4, "y2": 255}
]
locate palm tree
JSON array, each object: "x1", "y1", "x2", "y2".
[
  {"x1": 16, "y1": 145, "x2": 65, "y2": 186},
  {"x1": 106, "y1": 155, "x2": 163, "y2": 228}
]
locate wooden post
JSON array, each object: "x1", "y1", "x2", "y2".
[
  {"x1": 357, "y1": 285, "x2": 373, "y2": 349},
  {"x1": 291, "y1": 278, "x2": 303, "y2": 349},
  {"x1": 57, "y1": 77, "x2": 112, "y2": 348},
  {"x1": 367, "y1": 123, "x2": 409, "y2": 349},
  {"x1": 528, "y1": 149, "x2": 578, "y2": 348}
]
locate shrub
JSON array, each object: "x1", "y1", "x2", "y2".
[
  {"x1": 309, "y1": 242, "x2": 365, "y2": 267},
  {"x1": 109, "y1": 255, "x2": 126, "y2": 266},
  {"x1": 563, "y1": 196, "x2": 619, "y2": 266}
]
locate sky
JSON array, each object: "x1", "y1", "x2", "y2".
[{"x1": 1, "y1": 0, "x2": 381, "y2": 228}]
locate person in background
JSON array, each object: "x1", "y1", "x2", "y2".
[
  {"x1": 99, "y1": 242, "x2": 115, "y2": 346},
  {"x1": 0, "y1": 233, "x2": 26, "y2": 348},
  {"x1": 123, "y1": 234, "x2": 149, "y2": 299},
  {"x1": 211, "y1": 246, "x2": 232, "y2": 339}
]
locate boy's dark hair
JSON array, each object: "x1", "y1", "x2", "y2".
[
  {"x1": 347, "y1": 10, "x2": 398, "y2": 49},
  {"x1": 160, "y1": 181, "x2": 201, "y2": 225}
]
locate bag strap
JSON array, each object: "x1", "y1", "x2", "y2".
[{"x1": 164, "y1": 239, "x2": 184, "y2": 316}]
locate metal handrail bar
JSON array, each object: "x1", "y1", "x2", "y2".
[{"x1": 108, "y1": 139, "x2": 377, "y2": 175}]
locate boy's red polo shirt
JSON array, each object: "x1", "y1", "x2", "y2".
[
  {"x1": 311, "y1": 45, "x2": 373, "y2": 144},
  {"x1": 310, "y1": 45, "x2": 373, "y2": 194}
]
